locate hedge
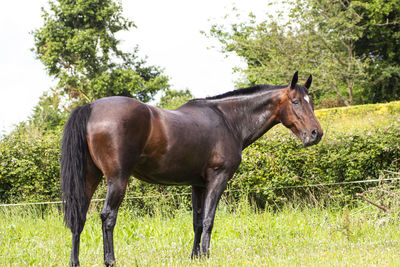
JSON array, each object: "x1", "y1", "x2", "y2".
[
  {"x1": 0, "y1": 101, "x2": 399, "y2": 208},
  {"x1": 0, "y1": 125, "x2": 62, "y2": 203},
  {"x1": 230, "y1": 122, "x2": 400, "y2": 207}
]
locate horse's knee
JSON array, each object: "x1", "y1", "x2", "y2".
[{"x1": 101, "y1": 210, "x2": 117, "y2": 231}]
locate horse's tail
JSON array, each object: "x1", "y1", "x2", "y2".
[{"x1": 61, "y1": 104, "x2": 92, "y2": 233}]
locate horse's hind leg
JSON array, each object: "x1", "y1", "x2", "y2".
[
  {"x1": 70, "y1": 158, "x2": 102, "y2": 266},
  {"x1": 101, "y1": 175, "x2": 129, "y2": 266}
]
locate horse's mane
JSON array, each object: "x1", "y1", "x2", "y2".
[{"x1": 190, "y1": 84, "x2": 287, "y2": 102}]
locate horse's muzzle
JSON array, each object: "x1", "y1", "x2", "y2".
[{"x1": 302, "y1": 128, "x2": 323, "y2": 147}]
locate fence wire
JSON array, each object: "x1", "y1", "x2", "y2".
[{"x1": 1, "y1": 177, "x2": 400, "y2": 207}]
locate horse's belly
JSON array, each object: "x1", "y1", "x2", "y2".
[{"x1": 131, "y1": 158, "x2": 206, "y2": 186}]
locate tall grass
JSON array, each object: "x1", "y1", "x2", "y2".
[{"x1": 1, "y1": 194, "x2": 400, "y2": 266}]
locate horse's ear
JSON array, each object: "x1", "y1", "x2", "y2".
[
  {"x1": 304, "y1": 74, "x2": 312, "y2": 89},
  {"x1": 290, "y1": 71, "x2": 298, "y2": 89}
]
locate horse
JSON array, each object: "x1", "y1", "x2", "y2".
[{"x1": 61, "y1": 71, "x2": 323, "y2": 266}]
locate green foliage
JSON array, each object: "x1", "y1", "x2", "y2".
[
  {"x1": 353, "y1": 0, "x2": 400, "y2": 103},
  {"x1": 207, "y1": 0, "x2": 369, "y2": 107},
  {"x1": 31, "y1": 0, "x2": 169, "y2": 103},
  {"x1": 355, "y1": 0, "x2": 400, "y2": 64},
  {"x1": 290, "y1": 0, "x2": 369, "y2": 105},
  {"x1": 231, "y1": 121, "x2": 400, "y2": 207},
  {"x1": 30, "y1": 92, "x2": 67, "y2": 131},
  {"x1": 208, "y1": 19, "x2": 314, "y2": 86},
  {"x1": 207, "y1": 0, "x2": 400, "y2": 107},
  {"x1": 360, "y1": 62, "x2": 400, "y2": 104},
  {"x1": 1, "y1": 101, "x2": 399, "y2": 207},
  {"x1": 0, "y1": 125, "x2": 61, "y2": 203},
  {"x1": 156, "y1": 89, "x2": 193, "y2": 110}
]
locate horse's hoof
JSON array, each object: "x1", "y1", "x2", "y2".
[
  {"x1": 69, "y1": 260, "x2": 80, "y2": 267},
  {"x1": 191, "y1": 251, "x2": 210, "y2": 260},
  {"x1": 105, "y1": 260, "x2": 116, "y2": 266},
  {"x1": 191, "y1": 251, "x2": 199, "y2": 260},
  {"x1": 200, "y1": 252, "x2": 210, "y2": 258}
]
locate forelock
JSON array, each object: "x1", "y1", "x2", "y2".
[{"x1": 295, "y1": 84, "x2": 309, "y2": 95}]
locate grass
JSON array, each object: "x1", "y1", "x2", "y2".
[
  {"x1": 1, "y1": 199, "x2": 400, "y2": 266},
  {"x1": 314, "y1": 101, "x2": 400, "y2": 136}
]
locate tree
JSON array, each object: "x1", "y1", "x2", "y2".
[
  {"x1": 355, "y1": 0, "x2": 400, "y2": 64},
  {"x1": 207, "y1": 0, "x2": 370, "y2": 107},
  {"x1": 157, "y1": 89, "x2": 193, "y2": 110},
  {"x1": 207, "y1": 10, "x2": 307, "y2": 85},
  {"x1": 32, "y1": 0, "x2": 169, "y2": 104},
  {"x1": 354, "y1": 0, "x2": 400, "y2": 103},
  {"x1": 30, "y1": 91, "x2": 66, "y2": 131},
  {"x1": 289, "y1": 0, "x2": 368, "y2": 106}
]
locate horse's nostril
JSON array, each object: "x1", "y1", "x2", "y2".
[{"x1": 311, "y1": 129, "x2": 317, "y2": 137}]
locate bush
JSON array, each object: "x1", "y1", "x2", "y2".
[
  {"x1": 0, "y1": 124, "x2": 62, "y2": 203},
  {"x1": 1, "y1": 101, "x2": 399, "y2": 210},
  {"x1": 229, "y1": 120, "x2": 400, "y2": 207}
]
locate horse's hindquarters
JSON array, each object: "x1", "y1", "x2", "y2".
[{"x1": 87, "y1": 97, "x2": 151, "y2": 179}]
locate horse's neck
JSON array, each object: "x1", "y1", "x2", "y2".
[{"x1": 214, "y1": 89, "x2": 283, "y2": 148}]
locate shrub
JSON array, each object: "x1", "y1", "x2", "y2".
[
  {"x1": 1, "y1": 101, "x2": 399, "y2": 209},
  {"x1": 0, "y1": 124, "x2": 62, "y2": 203},
  {"x1": 229, "y1": 120, "x2": 400, "y2": 207}
]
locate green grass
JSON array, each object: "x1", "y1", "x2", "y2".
[
  {"x1": 1, "y1": 200, "x2": 400, "y2": 266},
  {"x1": 315, "y1": 101, "x2": 400, "y2": 135}
]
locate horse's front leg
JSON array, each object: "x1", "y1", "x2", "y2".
[
  {"x1": 101, "y1": 177, "x2": 128, "y2": 266},
  {"x1": 191, "y1": 185, "x2": 205, "y2": 259},
  {"x1": 200, "y1": 171, "x2": 230, "y2": 257}
]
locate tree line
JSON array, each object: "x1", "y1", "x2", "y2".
[
  {"x1": 30, "y1": 0, "x2": 400, "y2": 121},
  {"x1": 207, "y1": 0, "x2": 400, "y2": 107}
]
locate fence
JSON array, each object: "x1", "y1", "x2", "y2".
[{"x1": 1, "y1": 176, "x2": 400, "y2": 207}]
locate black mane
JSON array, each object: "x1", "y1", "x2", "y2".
[{"x1": 191, "y1": 84, "x2": 287, "y2": 102}]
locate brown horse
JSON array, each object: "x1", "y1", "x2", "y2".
[{"x1": 61, "y1": 72, "x2": 323, "y2": 266}]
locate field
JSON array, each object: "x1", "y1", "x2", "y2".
[{"x1": 1, "y1": 198, "x2": 400, "y2": 266}]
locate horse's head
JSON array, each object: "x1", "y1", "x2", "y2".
[{"x1": 279, "y1": 72, "x2": 323, "y2": 147}]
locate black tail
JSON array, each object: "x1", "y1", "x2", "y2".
[{"x1": 61, "y1": 104, "x2": 92, "y2": 234}]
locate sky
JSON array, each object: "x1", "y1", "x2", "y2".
[{"x1": 0, "y1": 0, "x2": 275, "y2": 134}]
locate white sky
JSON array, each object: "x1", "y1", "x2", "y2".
[{"x1": 0, "y1": 0, "x2": 275, "y2": 134}]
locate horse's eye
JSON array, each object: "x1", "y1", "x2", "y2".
[{"x1": 292, "y1": 100, "x2": 299, "y2": 105}]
